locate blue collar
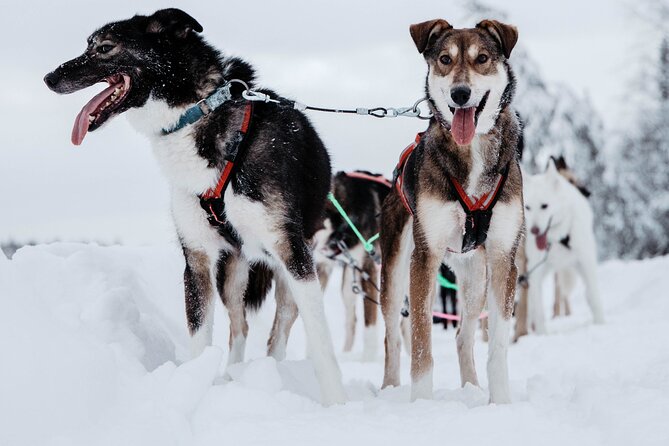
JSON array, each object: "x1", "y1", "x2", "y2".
[{"x1": 162, "y1": 82, "x2": 233, "y2": 135}]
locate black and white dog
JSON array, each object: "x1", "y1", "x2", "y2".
[
  {"x1": 314, "y1": 171, "x2": 391, "y2": 360},
  {"x1": 44, "y1": 8, "x2": 346, "y2": 404}
]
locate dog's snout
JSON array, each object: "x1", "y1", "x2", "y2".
[
  {"x1": 44, "y1": 72, "x2": 60, "y2": 90},
  {"x1": 450, "y1": 86, "x2": 471, "y2": 106},
  {"x1": 530, "y1": 226, "x2": 540, "y2": 235}
]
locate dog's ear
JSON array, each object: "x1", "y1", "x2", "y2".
[
  {"x1": 409, "y1": 19, "x2": 452, "y2": 54},
  {"x1": 476, "y1": 19, "x2": 518, "y2": 59},
  {"x1": 147, "y1": 9, "x2": 203, "y2": 38},
  {"x1": 550, "y1": 155, "x2": 568, "y2": 171},
  {"x1": 545, "y1": 158, "x2": 559, "y2": 176}
]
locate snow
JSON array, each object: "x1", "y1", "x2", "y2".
[{"x1": 1, "y1": 243, "x2": 668, "y2": 446}]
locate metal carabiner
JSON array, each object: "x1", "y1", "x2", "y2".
[
  {"x1": 412, "y1": 97, "x2": 433, "y2": 120},
  {"x1": 368, "y1": 107, "x2": 388, "y2": 118}
]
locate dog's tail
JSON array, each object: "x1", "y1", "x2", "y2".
[{"x1": 244, "y1": 262, "x2": 274, "y2": 311}]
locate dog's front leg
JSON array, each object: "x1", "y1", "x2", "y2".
[
  {"x1": 278, "y1": 236, "x2": 346, "y2": 405},
  {"x1": 215, "y1": 251, "x2": 250, "y2": 369},
  {"x1": 408, "y1": 239, "x2": 442, "y2": 401},
  {"x1": 183, "y1": 248, "x2": 216, "y2": 358},
  {"x1": 454, "y1": 253, "x2": 487, "y2": 388},
  {"x1": 486, "y1": 247, "x2": 519, "y2": 404},
  {"x1": 380, "y1": 221, "x2": 412, "y2": 389}
]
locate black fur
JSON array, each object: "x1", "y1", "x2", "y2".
[
  {"x1": 325, "y1": 171, "x2": 391, "y2": 252},
  {"x1": 45, "y1": 9, "x2": 332, "y2": 322}
]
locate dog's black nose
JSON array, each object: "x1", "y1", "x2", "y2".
[
  {"x1": 450, "y1": 86, "x2": 471, "y2": 106},
  {"x1": 44, "y1": 72, "x2": 59, "y2": 90}
]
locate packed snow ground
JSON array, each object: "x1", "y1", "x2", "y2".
[{"x1": 1, "y1": 243, "x2": 668, "y2": 446}]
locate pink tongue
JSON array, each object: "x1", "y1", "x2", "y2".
[
  {"x1": 71, "y1": 82, "x2": 120, "y2": 146},
  {"x1": 535, "y1": 233, "x2": 548, "y2": 251},
  {"x1": 450, "y1": 107, "x2": 476, "y2": 146}
]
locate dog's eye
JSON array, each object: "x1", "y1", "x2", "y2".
[
  {"x1": 439, "y1": 55, "x2": 452, "y2": 65},
  {"x1": 525, "y1": 205, "x2": 531, "y2": 211},
  {"x1": 476, "y1": 54, "x2": 489, "y2": 64},
  {"x1": 97, "y1": 44, "x2": 114, "y2": 54},
  {"x1": 541, "y1": 203, "x2": 549, "y2": 209}
]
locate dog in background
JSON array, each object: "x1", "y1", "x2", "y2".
[
  {"x1": 314, "y1": 171, "x2": 390, "y2": 360},
  {"x1": 44, "y1": 8, "x2": 346, "y2": 404},
  {"x1": 514, "y1": 156, "x2": 600, "y2": 340},
  {"x1": 380, "y1": 19, "x2": 523, "y2": 403},
  {"x1": 522, "y1": 158, "x2": 604, "y2": 335}
]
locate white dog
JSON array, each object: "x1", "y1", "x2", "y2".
[{"x1": 522, "y1": 161, "x2": 605, "y2": 333}]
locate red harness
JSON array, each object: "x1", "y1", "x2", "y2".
[
  {"x1": 200, "y1": 101, "x2": 254, "y2": 225},
  {"x1": 345, "y1": 171, "x2": 392, "y2": 188},
  {"x1": 393, "y1": 133, "x2": 423, "y2": 215},
  {"x1": 392, "y1": 133, "x2": 510, "y2": 252}
]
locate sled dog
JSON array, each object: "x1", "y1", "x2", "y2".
[
  {"x1": 44, "y1": 8, "x2": 345, "y2": 404},
  {"x1": 314, "y1": 171, "x2": 390, "y2": 360},
  {"x1": 380, "y1": 19, "x2": 523, "y2": 403},
  {"x1": 522, "y1": 158, "x2": 604, "y2": 334}
]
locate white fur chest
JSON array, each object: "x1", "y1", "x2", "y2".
[
  {"x1": 466, "y1": 137, "x2": 486, "y2": 197},
  {"x1": 126, "y1": 97, "x2": 219, "y2": 194}
]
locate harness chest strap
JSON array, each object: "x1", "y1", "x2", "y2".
[
  {"x1": 199, "y1": 101, "x2": 254, "y2": 225},
  {"x1": 392, "y1": 133, "x2": 510, "y2": 253}
]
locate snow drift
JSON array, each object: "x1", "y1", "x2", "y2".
[{"x1": 1, "y1": 243, "x2": 668, "y2": 446}]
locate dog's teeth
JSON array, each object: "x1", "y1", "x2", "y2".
[{"x1": 88, "y1": 115, "x2": 95, "y2": 123}]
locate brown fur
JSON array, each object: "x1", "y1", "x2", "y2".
[{"x1": 380, "y1": 19, "x2": 523, "y2": 403}]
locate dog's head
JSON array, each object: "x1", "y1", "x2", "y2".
[
  {"x1": 523, "y1": 160, "x2": 569, "y2": 251},
  {"x1": 410, "y1": 19, "x2": 518, "y2": 146},
  {"x1": 44, "y1": 9, "x2": 205, "y2": 145}
]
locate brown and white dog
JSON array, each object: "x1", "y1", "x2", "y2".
[{"x1": 379, "y1": 19, "x2": 523, "y2": 403}]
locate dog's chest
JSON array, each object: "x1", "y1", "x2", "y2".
[
  {"x1": 153, "y1": 133, "x2": 220, "y2": 193},
  {"x1": 126, "y1": 98, "x2": 219, "y2": 193}
]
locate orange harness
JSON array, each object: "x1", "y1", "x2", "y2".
[{"x1": 199, "y1": 101, "x2": 254, "y2": 226}]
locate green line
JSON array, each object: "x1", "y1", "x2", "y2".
[
  {"x1": 327, "y1": 192, "x2": 375, "y2": 253},
  {"x1": 438, "y1": 274, "x2": 458, "y2": 290},
  {"x1": 328, "y1": 192, "x2": 458, "y2": 291}
]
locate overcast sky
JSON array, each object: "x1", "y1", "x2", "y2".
[{"x1": 0, "y1": 0, "x2": 641, "y2": 245}]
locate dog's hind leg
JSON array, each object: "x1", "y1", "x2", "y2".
[
  {"x1": 578, "y1": 249, "x2": 604, "y2": 324},
  {"x1": 486, "y1": 250, "x2": 518, "y2": 404},
  {"x1": 380, "y1": 223, "x2": 412, "y2": 389},
  {"x1": 340, "y1": 265, "x2": 357, "y2": 353},
  {"x1": 527, "y1": 264, "x2": 548, "y2": 334},
  {"x1": 513, "y1": 240, "x2": 529, "y2": 342},
  {"x1": 454, "y1": 254, "x2": 487, "y2": 388},
  {"x1": 267, "y1": 273, "x2": 299, "y2": 361},
  {"x1": 361, "y1": 256, "x2": 379, "y2": 361},
  {"x1": 216, "y1": 251, "x2": 251, "y2": 369},
  {"x1": 183, "y1": 248, "x2": 216, "y2": 358},
  {"x1": 278, "y1": 236, "x2": 346, "y2": 405},
  {"x1": 317, "y1": 261, "x2": 333, "y2": 291}
]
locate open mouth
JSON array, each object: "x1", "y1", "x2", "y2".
[
  {"x1": 535, "y1": 225, "x2": 550, "y2": 251},
  {"x1": 71, "y1": 74, "x2": 131, "y2": 145},
  {"x1": 448, "y1": 91, "x2": 490, "y2": 146}
]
